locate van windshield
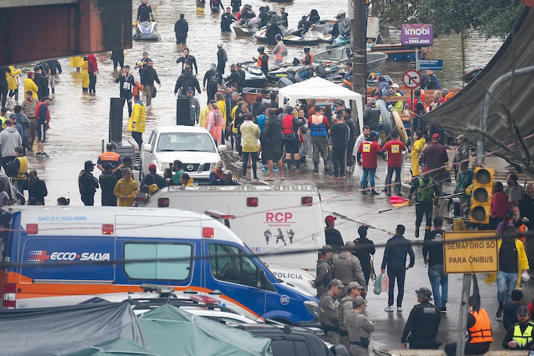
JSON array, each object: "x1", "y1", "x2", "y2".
[{"x1": 157, "y1": 132, "x2": 217, "y2": 153}]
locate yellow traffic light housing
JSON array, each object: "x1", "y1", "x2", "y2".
[{"x1": 469, "y1": 167, "x2": 494, "y2": 224}]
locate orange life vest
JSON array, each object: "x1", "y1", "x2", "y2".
[
  {"x1": 303, "y1": 53, "x2": 313, "y2": 65},
  {"x1": 468, "y1": 309, "x2": 493, "y2": 344},
  {"x1": 99, "y1": 151, "x2": 120, "y2": 163}
]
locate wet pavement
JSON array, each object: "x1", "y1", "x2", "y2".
[{"x1": 6, "y1": 0, "x2": 520, "y2": 352}]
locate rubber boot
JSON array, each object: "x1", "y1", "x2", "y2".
[
  {"x1": 415, "y1": 226, "x2": 420, "y2": 238},
  {"x1": 286, "y1": 159, "x2": 292, "y2": 171}
]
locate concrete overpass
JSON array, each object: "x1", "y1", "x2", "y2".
[{"x1": 0, "y1": 0, "x2": 132, "y2": 65}]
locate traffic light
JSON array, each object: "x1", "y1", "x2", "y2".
[{"x1": 469, "y1": 167, "x2": 494, "y2": 224}]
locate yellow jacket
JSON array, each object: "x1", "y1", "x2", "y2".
[
  {"x1": 240, "y1": 121, "x2": 260, "y2": 152},
  {"x1": 411, "y1": 137, "x2": 426, "y2": 176},
  {"x1": 23, "y1": 78, "x2": 38, "y2": 99},
  {"x1": 216, "y1": 100, "x2": 226, "y2": 127},
  {"x1": 7, "y1": 66, "x2": 20, "y2": 91},
  {"x1": 113, "y1": 178, "x2": 139, "y2": 207},
  {"x1": 231, "y1": 105, "x2": 239, "y2": 134},
  {"x1": 199, "y1": 105, "x2": 210, "y2": 129},
  {"x1": 81, "y1": 60, "x2": 89, "y2": 88},
  {"x1": 183, "y1": 177, "x2": 194, "y2": 187},
  {"x1": 127, "y1": 101, "x2": 146, "y2": 133},
  {"x1": 70, "y1": 56, "x2": 83, "y2": 68},
  {"x1": 497, "y1": 238, "x2": 529, "y2": 287}
]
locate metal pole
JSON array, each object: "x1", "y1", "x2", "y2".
[
  {"x1": 456, "y1": 274, "x2": 471, "y2": 356},
  {"x1": 478, "y1": 65, "x2": 534, "y2": 165},
  {"x1": 461, "y1": 30, "x2": 465, "y2": 89},
  {"x1": 351, "y1": 0, "x2": 367, "y2": 96},
  {"x1": 415, "y1": 48, "x2": 420, "y2": 71}
]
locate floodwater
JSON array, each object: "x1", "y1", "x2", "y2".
[{"x1": 13, "y1": 0, "x2": 502, "y2": 205}]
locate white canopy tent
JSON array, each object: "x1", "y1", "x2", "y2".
[{"x1": 278, "y1": 77, "x2": 364, "y2": 134}]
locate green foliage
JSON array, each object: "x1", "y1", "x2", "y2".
[{"x1": 373, "y1": 0, "x2": 525, "y2": 38}]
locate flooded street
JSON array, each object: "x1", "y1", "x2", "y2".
[{"x1": 21, "y1": 0, "x2": 502, "y2": 205}]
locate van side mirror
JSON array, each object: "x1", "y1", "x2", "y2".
[{"x1": 143, "y1": 143, "x2": 152, "y2": 153}]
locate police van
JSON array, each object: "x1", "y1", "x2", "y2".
[
  {"x1": 0, "y1": 206, "x2": 318, "y2": 324},
  {"x1": 137, "y1": 185, "x2": 323, "y2": 270}
]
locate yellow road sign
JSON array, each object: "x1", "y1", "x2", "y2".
[{"x1": 444, "y1": 231, "x2": 498, "y2": 273}]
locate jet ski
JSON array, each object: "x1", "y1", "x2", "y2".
[
  {"x1": 233, "y1": 16, "x2": 260, "y2": 36},
  {"x1": 243, "y1": 66, "x2": 268, "y2": 88},
  {"x1": 282, "y1": 30, "x2": 332, "y2": 45},
  {"x1": 134, "y1": 21, "x2": 161, "y2": 41}
]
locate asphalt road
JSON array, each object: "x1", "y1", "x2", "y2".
[{"x1": 251, "y1": 158, "x2": 526, "y2": 353}]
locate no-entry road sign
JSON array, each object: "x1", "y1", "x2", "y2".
[
  {"x1": 444, "y1": 231, "x2": 498, "y2": 274},
  {"x1": 402, "y1": 70, "x2": 422, "y2": 89}
]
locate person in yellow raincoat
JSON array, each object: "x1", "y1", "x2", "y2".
[
  {"x1": 70, "y1": 56, "x2": 83, "y2": 72},
  {"x1": 81, "y1": 58, "x2": 90, "y2": 92},
  {"x1": 199, "y1": 102, "x2": 211, "y2": 128},
  {"x1": 215, "y1": 92, "x2": 227, "y2": 128},
  {"x1": 24, "y1": 73, "x2": 39, "y2": 100},
  {"x1": 113, "y1": 168, "x2": 139, "y2": 207},
  {"x1": 6, "y1": 65, "x2": 21, "y2": 103},
  {"x1": 495, "y1": 225, "x2": 529, "y2": 318},
  {"x1": 411, "y1": 130, "x2": 426, "y2": 176},
  {"x1": 127, "y1": 94, "x2": 146, "y2": 150}
]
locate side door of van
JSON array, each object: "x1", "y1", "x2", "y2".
[{"x1": 202, "y1": 240, "x2": 267, "y2": 319}]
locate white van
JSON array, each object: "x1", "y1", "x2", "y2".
[
  {"x1": 137, "y1": 185, "x2": 323, "y2": 271},
  {"x1": 0, "y1": 206, "x2": 318, "y2": 324}
]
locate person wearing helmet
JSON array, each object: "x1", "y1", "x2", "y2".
[{"x1": 253, "y1": 47, "x2": 269, "y2": 76}]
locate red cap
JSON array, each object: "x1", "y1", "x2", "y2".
[
  {"x1": 432, "y1": 133, "x2": 440, "y2": 140},
  {"x1": 148, "y1": 163, "x2": 157, "y2": 171},
  {"x1": 325, "y1": 215, "x2": 337, "y2": 224}
]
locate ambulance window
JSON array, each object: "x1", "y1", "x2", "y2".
[
  {"x1": 124, "y1": 243, "x2": 191, "y2": 280},
  {"x1": 209, "y1": 244, "x2": 258, "y2": 288}
]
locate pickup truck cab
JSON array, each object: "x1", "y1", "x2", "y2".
[{"x1": 141, "y1": 126, "x2": 225, "y2": 180}]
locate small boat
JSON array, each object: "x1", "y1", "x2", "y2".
[
  {"x1": 134, "y1": 21, "x2": 161, "y2": 41},
  {"x1": 282, "y1": 30, "x2": 331, "y2": 46},
  {"x1": 368, "y1": 44, "x2": 418, "y2": 62}
]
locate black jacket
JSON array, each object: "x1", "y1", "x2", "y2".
[
  {"x1": 381, "y1": 234, "x2": 415, "y2": 270},
  {"x1": 401, "y1": 301, "x2": 441, "y2": 346},
  {"x1": 354, "y1": 237, "x2": 375, "y2": 268},
  {"x1": 0, "y1": 66, "x2": 10, "y2": 89},
  {"x1": 221, "y1": 13, "x2": 236, "y2": 31},
  {"x1": 203, "y1": 69, "x2": 219, "y2": 89},
  {"x1": 137, "y1": 4, "x2": 152, "y2": 22},
  {"x1": 330, "y1": 122, "x2": 349, "y2": 148},
  {"x1": 262, "y1": 114, "x2": 283, "y2": 146},
  {"x1": 46, "y1": 60, "x2": 62, "y2": 76},
  {"x1": 174, "y1": 18, "x2": 189, "y2": 36},
  {"x1": 115, "y1": 73, "x2": 135, "y2": 99},
  {"x1": 79, "y1": 170, "x2": 99, "y2": 196},
  {"x1": 176, "y1": 55, "x2": 198, "y2": 75},
  {"x1": 99, "y1": 173, "x2": 117, "y2": 205},
  {"x1": 325, "y1": 228, "x2": 344, "y2": 250},
  {"x1": 28, "y1": 179, "x2": 47, "y2": 205},
  {"x1": 423, "y1": 229, "x2": 445, "y2": 266},
  {"x1": 217, "y1": 49, "x2": 228, "y2": 69},
  {"x1": 34, "y1": 73, "x2": 48, "y2": 99},
  {"x1": 141, "y1": 66, "x2": 161, "y2": 87},
  {"x1": 174, "y1": 72, "x2": 201, "y2": 95}
]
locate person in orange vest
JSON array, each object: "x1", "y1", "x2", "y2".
[
  {"x1": 97, "y1": 142, "x2": 123, "y2": 175},
  {"x1": 273, "y1": 35, "x2": 287, "y2": 66},
  {"x1": 253, "y1": 47, "x2": 269, "y2": 76},
  {"x1": 444, "y1": 297, "x2": 493, "y2": 356},
  {"x1": 302, "y1": 47, "x2": 313, "y2": 65}
]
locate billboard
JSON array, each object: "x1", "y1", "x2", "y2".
[{"x1": 401, "y1": 24, "x2": 433, "y2": 46}]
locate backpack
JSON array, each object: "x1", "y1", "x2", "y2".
[{"x1": 282, "y1": 114, "x2": 294, "y2": 136}]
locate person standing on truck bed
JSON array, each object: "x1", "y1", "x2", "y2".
[
  {"x1": 78, "y1": 161, "x2": 99, "y2": 206},
  {"x1": 325, "y1": 215, "x2": 344, "y2": 250},
  {"x1": 315, "y1": 245, "x2": 335, "y2": 298},
  {"x1": 113, "y1": 168, "x2": 139, "y2": 207},
  {"x1": 97, "y1": 142, "x2": 122, "y2": 175}
]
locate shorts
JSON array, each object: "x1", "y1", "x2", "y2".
[
  {"x1": 266, "y1": 145, "x2": 283, "y2": 162},
  {"x1": 37, "y1": 123, "x2": 46, "y2": 143},
  {"x1": 282, "y1": 137, "x2": 299, "y2": 154}
]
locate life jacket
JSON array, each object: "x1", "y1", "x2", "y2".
[
  {"x1": 513, "y1": 322, "x2": 534, "y2": 347},
  {"x1": 35, "y1": 102, "x2": 50, "y2": 122},
  {"x1": 257, "y1": 56, "x2": 264, "y2": 68},
  {"x1": 303, "y1": 53, "x2": 313, "y2": 65},
  {"x1": 282, "y1": 114, "x2": 294, "y2": 135},
  {"x1": 468, "y1": 309, "x2": 493, "y2": 344},
  {"x1": 416, "y1": 177, "x2": 434, "y2": 202},
  {"x1": 257, "y1": 54, "x2": 268, "y2": 69},
  {"x1": 132, "y1": 81, "x2": 143, "y2": 97},
  {"x1": 99, "y1": 151, "x2": 120, "y2": 164},
  {"x1": 518, "y1": 223, "x2": 527, "y2": 245},
  {"x1": 309, "y1": 121, "x2": 327, "y2": 137},
  {"x1": 14, "y1": 156, "x2": 28, "y2": 180},
  {"x1": 212, "y1": 168, "x2": 224, "y2": 179}
]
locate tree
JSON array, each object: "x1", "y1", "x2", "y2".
[{"x1": 373, "y1": 0, "x2": 525, "y2": 39}]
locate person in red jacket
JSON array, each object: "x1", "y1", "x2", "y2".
[
  {"x1": 357, "y1": 132, "x2": 380, "y2": 195},
  {"x1": 87, "y1": 54, "x2": 98, "y2": 94},
  {"x1": 381, "y1": 132, "x2": 406, "y2": 196},
  {"x1": 490, "y1": 181, "x2": 510, "y2": 229}
]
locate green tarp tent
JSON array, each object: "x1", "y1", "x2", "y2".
[
  {"x1": 63, "y1": 338, "x2": 156, "y2": 356},
  {"x1": 138, "y1": 304, "x2": 272, "y2": 356}
]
